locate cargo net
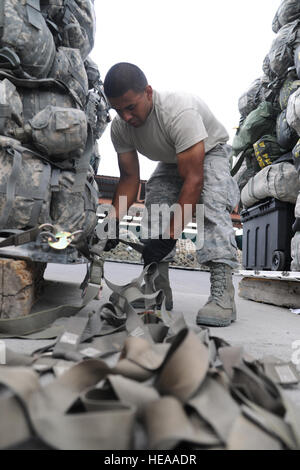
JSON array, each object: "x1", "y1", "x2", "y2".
[{"x1": 103, "y1": 229, "x2": 208, "y2": 270}]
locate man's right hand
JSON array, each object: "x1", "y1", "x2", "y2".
[
  {"x1": 103, "y1": 218, "x2": 120, "y2": 252},
  {"x1": 103, "y1": 238, "x2": 119, "y2": 252}
]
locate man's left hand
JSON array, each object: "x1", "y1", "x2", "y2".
[{"x1": 142, "y1": 238, "x2": 177, "y2": 266}]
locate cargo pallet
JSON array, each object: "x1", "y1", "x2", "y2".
[{"x1": 237, "y1": 269, "x2": 300, "y2": 309}]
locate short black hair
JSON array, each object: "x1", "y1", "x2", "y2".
[{"x1": 104, "y1": 63, "x2": 148, "y2": 98}]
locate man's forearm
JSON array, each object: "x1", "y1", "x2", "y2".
[
  {"x1": 169, "y1": 177, "x2": 203, "y2": 239},
  {"x1": 111, "y1": 175, "x2": 140, "y2": 220}
]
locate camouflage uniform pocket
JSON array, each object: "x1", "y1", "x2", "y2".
[{"x1": 30, "y1": 106, "x2": 88, "y2": 159}]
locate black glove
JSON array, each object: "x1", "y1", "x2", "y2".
[
  {"x1": 103, "y1": 238, "x2": 119, "y2": 252},
  {"x1": 103, "y1": 218, "x2": 120, "y2": 252},
  {"x1": 142, "y1": 238, "x2": 177, "y2": 266}
]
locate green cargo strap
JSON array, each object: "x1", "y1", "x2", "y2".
[
  {"x1": 82, "y1": 374, "x2": 159, "y2": 417},
  {"x1": 188, "y1": 375, "x2": 241, "y2": 443},
  {"x1": 71, "y1": 129, "x2": 93, "y2": 193},
  {"x1": 0, "y1": 226, "x2": 40, "y2": 248},
  {"x1": 89, "y1": 256, "x2": 104, "y2": 285},
  {"x1": 62, "y1": 1, "x2": 73, "y2": 26},
  {"x1": 0, "y1": 267, "x2": 299, "y2": 450},
  {"x1": 0, "y1": 71, "x2": 82, "y2": 109},
  {"x1": 0, "y1": 361, "x2": 136, "y2": 450},
  {"x1": 64, "y1": 0, "x2": 94, "y2": 47},
  {"x1": 50, "y1": 168, "x2": 61, "y2": 192},
  {"x1": 0, "y1": 282, "x2": 99, "y2": 337},
  {"x1": 0, "y1": 104, "x2": 11, "y2": 135},
  {"x1": 0, "y1": 0, "x2": 4, "y2": 38},
  {"x1": 53, "y1": 316, "x2": 91, "y2": 361},
  {"x1": 66, "y1": 55, "x2": 87, "y2": 97},
  {"x1": 231, "y1": 150, "x2": 246, "y2": 177},
  {"x1": 28, "y1": 162, "x2": 52, "y2": 227},
  {"x1": 239, "y1": 395, "x2": 298, "y2": 449},
  {"x1": 85, "y1": 180, "x2": 99, "y2": 206},
  {"x1": 226, "y1": 414, "x2": 282, "y2": 450},
  {"x1": 52, "y1": 304, "x2": 103, "y2": 359},
  {"x1": 77, "y1": 331, "x2": 127, "y2": 361},
  {"x1": 144, "y1": 395, "x2": 222, "y2": 449},
  {"x1": 0, "y1": 147, "x2": 22, "y2": 227},
  {"x1": 156, "y1": 329, "x2": 210, "y2": 401},
  {"x1": 0, "y1": 327, "x2": 299, "y2": 449},
  {"x1": 0, "y1": 47, "x2": 32, "y2": 80}
]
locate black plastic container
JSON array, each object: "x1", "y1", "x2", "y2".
[{"x1": 240, "y1": 198, "x2": 295, "y2": 271}]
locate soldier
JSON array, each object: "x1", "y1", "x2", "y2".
[{"x1": 103, "y1": 62, "x2": 240, "y2": 327}]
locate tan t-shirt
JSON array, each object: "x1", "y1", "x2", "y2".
[{"x1": 111, "y1": 90, "x2": 229, "y2": 163}]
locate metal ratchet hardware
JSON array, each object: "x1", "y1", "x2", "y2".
[{"x1": 47, "y1": 230, "x2": 83, "y2": 250}]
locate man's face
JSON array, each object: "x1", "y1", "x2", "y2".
[{"x1": 108, "y1": 85, "x2": 153, "y2": 127}]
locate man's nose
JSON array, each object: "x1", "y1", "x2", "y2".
[{"x1": 122, "y1": 110, "x2": 133, "y2": 122}]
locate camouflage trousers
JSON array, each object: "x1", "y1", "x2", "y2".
[{"x1": 141, "y1": 144, "x2": 240, "y2": 269}]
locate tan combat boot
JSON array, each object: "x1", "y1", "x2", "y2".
[{"x1": 196, "y1": 262, "x2": 236, "y2": 327}]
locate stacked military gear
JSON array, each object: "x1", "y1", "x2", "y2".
[
  {"x1": 233, "y1": 0, "x2": 300, "y2": 270},
  {"x1": 0, "y1": 1, "x2": 110, "y2": 266}
]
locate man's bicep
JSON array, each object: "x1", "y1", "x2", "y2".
[
  {"x1": 111, "y1": 118, "x2": 135, "y2": 154},
  {"x1": 118, "y1": 151, "x2": 140, "y2": 179},
  {"x1": 176, "y1": 141, "x2": 205, "y2": 180}
]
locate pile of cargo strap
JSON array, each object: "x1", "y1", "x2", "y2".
[
  {"x1": 232, "y1": 0, "x2": 300, "y2": 270},
  {"x1": 0, "y1": 263, "x2": 300, "y2": 450}
]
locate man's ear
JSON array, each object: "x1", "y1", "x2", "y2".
[{"x1": 145, "y1": 85, "x2": 153, "y2": 101}]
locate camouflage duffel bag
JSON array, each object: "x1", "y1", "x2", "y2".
[
  {"x1": 0, "y1": 78, "x2": 23, "y2": 136},
  {"x1": 292, "y1": 138, "x2": 300, "y2": 171},
  {"x1": 17, "y1": 80, "x2": 79, "y2": 123},
  {"x1": 276, "y1": 109, "x2": 299, "y2": 150},
  {"x1": 0, "y1": 0, "x2": 55, "y2": 78},
  {"x1": 232, "y1": 102, "x2": 278, "y2": 155},
  {"x1": 286, "y1": 86, "x2": 300, "y2": 134},
  {"x1": 253, "y1": 135, "x2": 286, "y2": 169},
  {"x1": 238, "y1": 76, "x2": 271, "y2": 119},
  {"x1": 272, "y1": 0, "x2": 300, "y2": 33},
  {"x1": 262, "y1": 54, "x2": 277, "y2": 81},
  {"x1": 233, "y1": 148, "x2": 261, "y2": 194},
  {"x1": 291, "y1": 232, "x2": 300, "y2": 270},
  {"x1": 0, "y1": 136, "x2": 52, "y2": 229},
  {"x1": 48, "y1": 47, "x2": 89, "y2": 107},
  {"x1": 84, "y1": 58, "x2": 111, "y2": 140},
  {"x1": 50, "y1": 167, "x2": 98, "y2": 242},
  {"x1": 84, "y1": 57, "x2": 101, "y2": 90},
  {"x1": 20, "y1": 87, "x2": 78, "y2": 121},
  {"x1": 279, "y1": 72, "x2": 300, "y2": 110},
  {"x1": 41, "y1": 0, "x2": 96, "y2": 60},
  {"x1": 241, "y1": 161, "x2": 300, "y2": 208},
  {"x1": 0, "y1": 69, "x2": 82, "y2": 121},
  {"x1": 268, "y1": 20, "x2": 300, "y2": 79}
]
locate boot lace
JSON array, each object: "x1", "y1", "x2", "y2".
[{"x1": 210, "y1": 264, "x2": 227, "y2": 299}]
